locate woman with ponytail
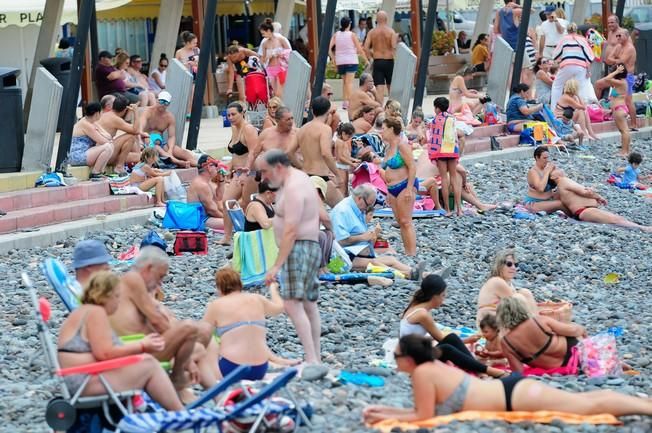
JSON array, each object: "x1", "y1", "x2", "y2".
[
  {"x1": 364, "y1": 333, "x2": 652, "y2": 423},
  {"x1": 400, "y1": 275, "x2": 506, "y2": 378}
]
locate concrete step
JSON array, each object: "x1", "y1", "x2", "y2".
[
  {"x1": 0, "y1": 195, "x2": 152, "y2": 234},
  {"x1": 464, "y1": 134, "x2": 520, "y2": 154},
  {"x1": 469, "y1": 124, "x2": 506, "y2": 138},
  {"x1": 175, "y1": 168, "x2": 198, "y2": 184},
  {"x1": 0, "y1": 166, "x2": 90, "y2": 194},
  {"x1": 0, "y1": 181, "x2": 110, "y2": 213}
]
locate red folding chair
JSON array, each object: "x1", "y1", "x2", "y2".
[{"x1": 24, "y1": 272, "x2": 144, "y2": 431}]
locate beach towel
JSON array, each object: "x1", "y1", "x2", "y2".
[
  {"x1": 108, "y1": 175, "x2": 151, "y2": 196},
  {"x1": 586, "y1": 28, "x2": 605, "y2": 61},
  {"x1": 352, "y1": 162, "x2": 388, "y2": 207},
  {"x1": 427, "y1": 112, "x2": 459, "y2": 159},
  {"x1": 319, "y1": 272, "x2": 394, "y2": 283},
  {"x1": 522, "y1": 347, "x2": 580, "y2": 376},
  {"x1": 369, "y1": 411, "x2": 621, "y2": 431},
  {"x1": 607, "y1": 173, "x2": 647, "y2": 190},
  {"x1": 374, "y1": 208, "x2": 446, "y2": 218},
  {"x1": 453, "y1": 104, "x2": 481, "y2": 126},
  {"x1": 232, "y1": 228, "x2": 278, "y2": 286}
]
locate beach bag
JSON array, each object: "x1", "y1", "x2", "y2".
[
  {"x1": 141, "y1": 230, "x2": 168, "y2": 252},
  {"x1": 35, "y1": 171, "x2": 66, "y2": 187},
  {"x1": 326, "y1": 241, "x2": 353, "y2": 274},
  {"x1": 587, "y1": 104, "x2": 606, "y2": 123},
  {"x1": 162, "y1": 201, "x2": 206, "y2": 231},
  {"x1": 537, "y1": 301, "x2": 573, "y2": 323},
  {"x1": 519, "y1": 128, "x2": 536, "y2": 146},
  {"x1": 352, "y1": 162, "x2": 388, "y2": 207},
  {"x1": 173, "y1": 231, "x2": 208, "y2": 255},
  {"x1": 577, "y1": 334, "x2": 622, "y2": 377},
  {"x1": 163, "y1": 171, "x2": 187, "y2": 201}
]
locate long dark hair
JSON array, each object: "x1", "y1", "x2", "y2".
[
  {"x1": 401, "y1": 275, "x2": 447, "y2": 317},
  {"x1": 398, "y1": 334, "x2": 442, "y2": 365},
  {"x1": 473, "y1": 33, "x2": 487, "y2": 48}
]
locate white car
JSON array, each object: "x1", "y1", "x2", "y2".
[{"x1": 438, "y1": 10, "x2": 476, "y2": 33}]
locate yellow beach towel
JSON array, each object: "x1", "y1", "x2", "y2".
[{"x1": 369, "y1": 411, "x2": 621, "y2": 432}]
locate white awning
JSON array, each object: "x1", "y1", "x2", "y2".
[{"x1": 0, "y1": 0, "x2": 131, "y2": 28}]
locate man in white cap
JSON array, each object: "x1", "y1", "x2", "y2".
[
  {"x1": 138, "y1": 90, "x2": 197, "y2": 168},
  {"x1": 538, "y1": 5, "x2": 567, "y2": 59}
]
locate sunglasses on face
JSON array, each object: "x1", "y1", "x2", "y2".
[
  {"x1": 159, "y1": 64, "x2": 168, "y2": 68},
  {"x1": 158, "y1": 100, "x2": 170, "y2": 106},
  {"x1": 505, "y1": 261, "x2": 519, "y2": 268},
  {"x1": 327, "y1": 92, "x2": 334, "y2": 96},
  {"x1": 361, "y1": 196, "x2": 374, "y2": 213}
]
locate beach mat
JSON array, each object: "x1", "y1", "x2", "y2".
[
  {"x1": 369, "y1": 411, "x2": 621, "y2": 431},
  {"x1": 319, "y1": 272, "x2": 394, "y2": 283},
  {"x1": 373, "y1": 208, "x2": 446, "y2": 218}
]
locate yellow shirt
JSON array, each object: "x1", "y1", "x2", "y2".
[{"x1": 471, "y1": 44, "x2": 489, "y2": 66}]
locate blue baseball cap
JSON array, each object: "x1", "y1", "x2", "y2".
[
  {"x1": 72, "y1": 240, "x2": 112, "y2": 269},
  {"x1": 544, "y1": 5, "x2": 556, "y2": 14}
]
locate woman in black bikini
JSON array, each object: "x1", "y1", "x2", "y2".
[
  {"x1": 244, "y1": 180, "x2": 277, "y2": 232},
  {"x1": 220, "y1": 102, "x2": 259, "y2": 245},
  {"x1": 363, "y1": 333, "x2": 652, "y2": 423},
  {"x1": 496, "y1": 296, "x2": 586, "y2": 372}
]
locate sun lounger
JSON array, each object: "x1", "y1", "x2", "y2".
[{"x1": 116, "y1": 367, "x2": 312, "y2": 433}]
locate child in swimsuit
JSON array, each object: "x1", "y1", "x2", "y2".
[
  {"x1": 558, "y1": 108, "x2": 585, "y2": 147},
  {"x1": 130, "y1": 147, "x2": 171, "y2": 207},
  {"x1": 334, "y1": 122, "x2": 360, "y2": 196},
  {"x1": 616, "y1": 151, "x2": 650, "y2": 189}
]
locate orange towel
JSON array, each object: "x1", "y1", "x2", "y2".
[{"x1": 370, "y1": 411, "x2": 621, "y2": 431}]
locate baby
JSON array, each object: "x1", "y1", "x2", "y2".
[
  {"x1": 558, "y1": 108, "x2": 584, "y2": 147},
  {"x1": 616, "y1": 151, "x2": 650, "y2": 189},
  {"x1": 475, "y1": 314, "x2": 504, "y2": 359}
]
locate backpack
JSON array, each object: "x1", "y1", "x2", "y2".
[{"x1": 519, "y1": 128, "x2": 536, "y2": 146}]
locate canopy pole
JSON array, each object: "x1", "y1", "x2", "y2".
[
  {"x1": 413, "y1": 0, "x2": 437, "y2": 109},
  {"x1": 306, "y1": 0, "x2": 319, "y2": 80},
  {"x1": 55, "y1": 0, "x2": 94, "y2": 172},
  {"x1": 312, "y1": 0, "x2": 336, "y2": 99},
  {"x1": 410, "y1": 0, "x2": 421, "y2": 56},
  {"x1": 615, "y1": 0, "x2": 626, "y2": 25},
  {"x1": 510, "y1": 0, "x2": 533, "y2": 93},
  {"x1": 186, "y1": 0, "x2": 218, "y2": 151}
]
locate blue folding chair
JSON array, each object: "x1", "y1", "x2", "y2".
[
  {"x1": 41, "y1": 258, "x2": 82, "y2": 311},
  {"x1": 116, "y1": 367, "x2": 312, "y2": 433}
]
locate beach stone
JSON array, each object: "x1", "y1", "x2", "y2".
[{"x1": 301, "y1": 365, "x2": 329, "y2": 382}]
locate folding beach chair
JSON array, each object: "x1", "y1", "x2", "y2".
[
  {"x1": 116, "y1": 367, "x2": 312, "y2": 433},
  {"x1": 41, "y1": 257, "x2": 82, "y2": 311},
  {"x1": 25, "y1": 272, "x2": 143, "y2": 431},
  {"x1": 539, "y1": 104, "x2": 570, "y2": 156}
]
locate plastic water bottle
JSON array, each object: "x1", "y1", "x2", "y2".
[{"x1": 132, "y1": 394, "x2": 147, "y2": 412}]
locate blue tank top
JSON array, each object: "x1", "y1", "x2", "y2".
[{"x1": 499, "y1": 8, "x2": 519, "y2": 50}]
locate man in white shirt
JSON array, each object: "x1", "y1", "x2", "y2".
[
  {"x1": 539, "y1": 5, "x2": 567, "y2": 59},
  {"x1": 354, "y1": 18, "x2": 368, "y2": 42}
]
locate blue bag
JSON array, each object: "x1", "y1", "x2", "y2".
[
  {"x1": 162, "y1": 201, "x2": 206, "y2": 231},
  {"x1": 35, "y1": 172, "x2": 66, "y2": 187},
  {"x1": 140, "y1": 230, "x2": 167, "y2": 251},
  {"x1": 519, "y1": 127, "x2": 536, "y2": 146},
  {"x1": 226, "y1": 200, "x2": 245, "y2": 233}
]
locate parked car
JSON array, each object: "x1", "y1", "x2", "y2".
[
  {"x1": 625, "y1": 6, "x2": 652, "y2": 24},
  {"x1": 438, "y1": 10, "x2": 476, "y2": 33}
]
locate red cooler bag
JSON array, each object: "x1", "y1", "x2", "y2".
[{"x1": 174, "y1": 231, "x2": 208, "y2": 255}]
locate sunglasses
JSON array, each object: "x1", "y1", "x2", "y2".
[
  {"x1": 505, "y1": 261, "x2": 519, "y2": 268},
  {"x1": 158, "y1": 100, "x2": 170, "y2": 106},
  {"x1": 159, "y1": 64, "x2": 168, "y2": 68},
  {"x1": 269, "y1": 105, "x2": 279, "y2": 109},
  {"x1": 361, "y1": 196, "x2": 374, "y2": 213},
  {"x1": 327, "y1": 92, "x2": 334, "y2": 96}
]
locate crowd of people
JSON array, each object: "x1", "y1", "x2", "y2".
[{"x1": 49, "y1": 9, "x2": 652, "y2": 427}]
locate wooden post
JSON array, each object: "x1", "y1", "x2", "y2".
[
  {"x1": 410, "y1": 0, "x2": 421, "y2": 57},
  {"x1": 602, "y1": 0, "x2": 611, "y2": 37},
  {"x1": 307, "y1": 0, "x2": 319, "y2": 79}
]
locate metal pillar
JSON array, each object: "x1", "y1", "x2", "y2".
[
  {"x1": 413, "y1": 0, "x2": 437, "y2": 109},
  {"x1": 90, "y1": 3, "x2": 99, "y2": 73},
  {"x1": 472, "y1": 0, "x2": 494, "y2": 45},
  {"x1": 410, "y1": 0, "x2": 421, "y2": 55},
  {"x1": 510, "y1": 0, "x2": 533, "y2": 93},
  {"x1": 316, "y1": 0, "x2": 323, "y2": 40},
  {"x1": 602, "y1": 0, "x2": 612, "y2": 39},
  {"x1": 55, "y1": 0, "x2": 94, "y2": 172},
  {"x1": 186, "y1": 0, "x2": 218, "y2": 151},
  {"x1": 381, "y1": 0, "x2": 398, "y2": 27},
  {"x1": 150, "y1": 0, "x2": 185, "y2": 68},
  {"x1": 312, "y1": 0, "x2": 336, "y2": 99},
  {"x1": 274, "y1": 0, "x2": 295, "y2": 37},
  {"x1": 24, "y1": 0, "x2": 65, "y2": 126}
]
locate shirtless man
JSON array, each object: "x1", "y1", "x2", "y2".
[
  {"x1": 259, "y1": 150, "x2": 323, "y2": 364},
  {"x1": 364, "y1": 11, "x2": 398, "y2": 101},
  {"x1": 348, "y1": 72, "x2": 382, "y2": 120},
  {"x1": 603, "y1": 15, "x2": 622, "y2": 68},
  {"x1": 551, "y1": 169, "x2": 651, "y2": 232},
  {"x1": 138, "y1": 91, "x2": 197, "y2": 168},
  {"x1": 253, "y1": 106, "x2": 297, "y2": 156},
  {"x1": 111, "y1": 247, "x2": 216, "y2": 391},
  {"x1": 186, "y1": 154, "x2": 225, "y2": 230},
  {"x1": 604, "y1": 28, "x2": 637, "y2": 129},
  {"x1": 100, "y1": 94, "x2": 115, "y2": 113},
  {"x1": 321, "y1": 84, "x2": 341, "y2": 133},
  {"x1": 97, "y1": 94, "x2": 145, "y2": 174},
  {"x1": 288, "y1": 96, "x2": 343, "y2": 206}
]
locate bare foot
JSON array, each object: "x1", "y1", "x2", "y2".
[
  {"x1": 479, "y1": 204, "x2": 498, "y2": 212},
  {"x1": 155, "y1": 201, "x2": 166, "y2": 207},
  {"x1": 456, "y1": 209, "x2": 463, "y2": 217},
  {"x1": 216, "y1": 238, "x2": 231, "y2": 246}
]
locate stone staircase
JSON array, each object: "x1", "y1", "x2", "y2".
[
  {"x1": 0, "y1": 168, "x2": 198, "y2": 235},
  {"x1": 0, "y1": 118, "x2": 638, "y2": 236}
]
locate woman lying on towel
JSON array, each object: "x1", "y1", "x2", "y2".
[
  {"x1": 363, "y1": 333, "x2": 652, "y2": 423},
  {"x1": 477, "y1": 249, "x2": 538, "y2": 327},
  {"x1": 400, "y1": 275, "x2": 507, "y2": 378},
  {"x1": 57, "y1": 271, "x2": 184, "y2": 410},
  {"x1": 496, "y1": 296, "x2": 586, "y2": 373},
  {"x1": 203, "y1": 267, "x2": 299, "y2": 381}
]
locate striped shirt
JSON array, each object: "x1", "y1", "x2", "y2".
[
  {"x1": 525, "y1": 36, "x2": 537, "y2": 68},
  {"x1": 552, "y1": 34, "x2": 594, "y2": 69}
]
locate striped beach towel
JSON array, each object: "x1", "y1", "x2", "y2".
[{"x1": 232, "y1": 228, "x2": 278, "y2": 286}]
